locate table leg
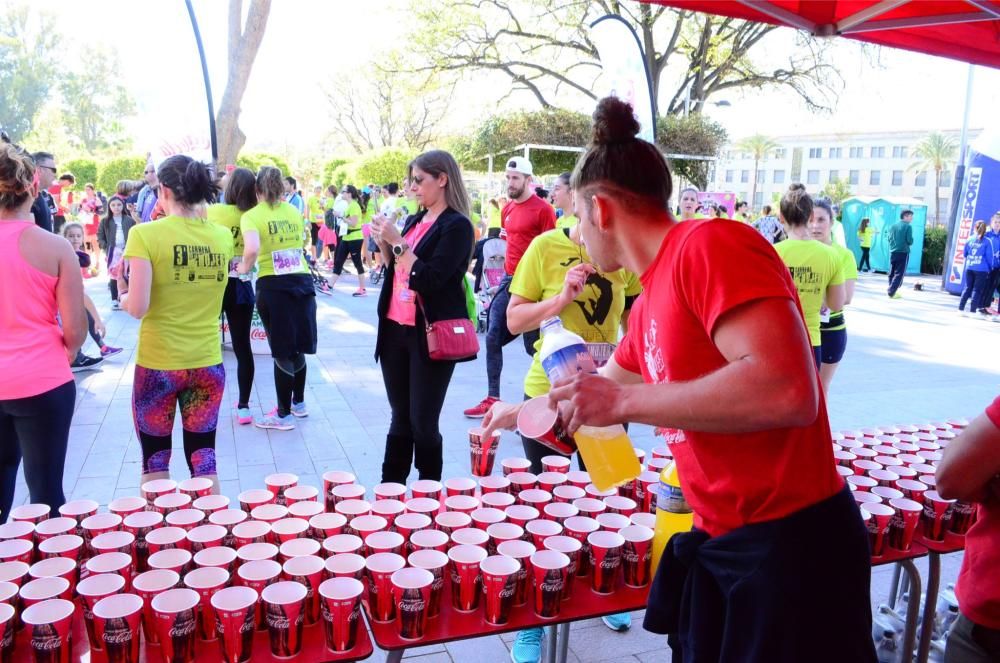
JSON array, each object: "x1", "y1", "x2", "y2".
[
  {"x1": 386, "y1": 649, "x2": 405, "y2": 663},
  {"x1": 557, "y1": 621, "x2": 571, "y2": 663},
  {"x1": 545, "y1": 625, "x2": 557, "y2": 663},
  {"x1": 915, "y1": 552, "x2": 940, "y2": 663},
  {"x1": 898, "y1": 559, "x2": 922, "y2": 663},
  {"x1": 888, "y1": 563, "x2": 901, "y2": 609}
]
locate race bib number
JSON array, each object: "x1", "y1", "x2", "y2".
[
  {"x1": 228, "y1": 257, "x2": 241, "y2": 278},
  {"x1": 398, "y1": 288, "x2": 414, "y2": 303},
  {"x1": 820, "y1": 306, "x2": 831, "y2": 324},
  {"x1": 271, "y1": 248, "x2": 302, "y2": 275}
]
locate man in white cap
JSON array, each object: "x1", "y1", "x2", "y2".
[{"x1": 465, "y1": 156, "x2": 556, "y2": 418}]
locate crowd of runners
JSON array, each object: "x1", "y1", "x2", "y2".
[{"x1": 3, "y1": 96, "x2": 1000, "y2": 662}]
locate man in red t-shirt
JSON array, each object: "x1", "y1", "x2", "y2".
[
  {"x1": 464, "y1": 157, "x2": 555, "y2": 418},
  {"x1": 937, "y1": 397, "x2": 1000, "y2": 661}
]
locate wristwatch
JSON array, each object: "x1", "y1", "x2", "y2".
[{"x1": 392, "y1": 241, "x2": 409, "y2": 257}]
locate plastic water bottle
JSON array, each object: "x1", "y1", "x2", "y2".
[
  {"x1": 538, "y1": 317, "x2": 640, "y2": 492},
  {"x1": 875, "y1": 629, "x2": 900, "y2": 663},
  {"x1": 651, "y1": 461, "x2": 693, "y2": 574}
]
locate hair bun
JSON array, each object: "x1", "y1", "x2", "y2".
[
  {"x1": 787, "y1": 183, "x2": 806, "y2": 194},
  {"x1": 591, "y1": 96, "x2": 640, "y2": 146}
]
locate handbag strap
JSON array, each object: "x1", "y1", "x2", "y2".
[{"x1": 414, "y1": 292, "x2": 433, "y2": 333}]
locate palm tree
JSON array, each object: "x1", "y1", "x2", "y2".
[
  {"x1": 736, "y1": 134, "x2": 780, "y2": 212},
  {"x1": 911, "y1": 133, "x2": 958, "y2": 226}
]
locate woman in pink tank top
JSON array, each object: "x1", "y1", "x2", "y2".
[{"x1": 0, "y1": 142, "x2": 88, "y2": 523}]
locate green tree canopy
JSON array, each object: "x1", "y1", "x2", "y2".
[
  {"x1": 0, "y1": 5, "x2": 60, "y2": 142},
  {"x1": 235, "y1": 152, "x2": 291, "y2": 178},
  {"x1": 658, "y1": 114, "x2": 728, "y2": 190},
  {"x1": 59, "y1": 46, "x2": 135, "y2": 154},
  {"x1": 63, "y1": 159, "x2": 98, "y2": 189},
  {"x1": 97, "y1": 157, "x2": 146, "y2": 196},
  {"x1": 322, "y1": 158, "x2": 351, "y2": 187},
  {"x1": 820, "y1": 176, "x2": 853, "y2": 206},
  {"x1": 460, "y1": 109, "x2": 593, "y2": 176},
  {"x1": 354, "y1": 149, "x2": 417, "y2": 187}
]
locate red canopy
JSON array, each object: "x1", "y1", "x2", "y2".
[{"x1": 649, "y1": 1, "x2": 1000, "y2": 68}]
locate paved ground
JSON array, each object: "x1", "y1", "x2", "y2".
[{"x1": 16, "y1": 264, "x2": 998, "y2": 662}]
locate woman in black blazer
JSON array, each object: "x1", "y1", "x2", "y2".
[{"x1": 371, "y1": 150, "x2": 475, "y2": 483}]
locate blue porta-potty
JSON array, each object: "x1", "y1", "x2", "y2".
[{"x1": 841, "y1": 196, "x2": 928, "y2": 274}]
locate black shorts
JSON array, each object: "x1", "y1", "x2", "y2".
[
  {"x1": 255, "y1": 273, "x2": 318, "y2": 359},
  {"x1": 310, "y1": 223, "x2": 320, "y2": 244},
  {"x1": 820, "y1": 328, "x2": 847, "y2": 364}
]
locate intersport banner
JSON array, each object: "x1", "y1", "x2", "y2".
[{"x1": 945, "y1": 128, "x2": 1000, "y2": 294}]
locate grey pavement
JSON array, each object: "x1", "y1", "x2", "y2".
[{"x1": 15, "y1": 265, "x2": 998, "y2": 662}]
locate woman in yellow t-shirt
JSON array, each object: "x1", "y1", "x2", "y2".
[
  {"x1": 857, "y1": 217, "x2": 873, "y2": 272},
  {"x1": 810, "y1": 198, "x2": 857, "y2": 392},
  {"x1": 238, "y1": 166, "x2": 318, "y2": 431},
  {"x1": 328, "y1": 184, "x2": 368, "y2": 296},
  {"x1": 552, "y1": 172, "x2": 578, "y2": 230},
  {"x1": 773, "y1": 184, "x2": 845, "y2": 368},
  {"x1": 207, "y1": 167, "x2": 257, "y2": 425},
  {"x1": 678, "y1": 187, "x2": 705, "y2": 221},
  {"x1": 121, "y1": 156, "x2": 234, "y2": 492}
]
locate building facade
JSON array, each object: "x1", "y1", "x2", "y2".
[{"x1": 711, "y1": 129, "x2": 979, "y2": 224}]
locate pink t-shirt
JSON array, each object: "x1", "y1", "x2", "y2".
[
  {"x1": 387, "y1": 220, "x2": 436, "y2": 326},
  {"x1": 0, "y1": 222, "x2": 72, "y2": 399}
]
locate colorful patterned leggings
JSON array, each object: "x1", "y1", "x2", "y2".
[{"x1": 132, "y1": 364, "x2": 225, "y2": 477}]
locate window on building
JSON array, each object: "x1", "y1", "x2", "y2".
[
  {"x1": 941, "y1": 170, "x2": 952, "y2": 187},
  {"x1": 891, "y1": 170, "x2": 903, "y2": 186},
  {"x1": 754, "y1": 191, "x2": 763, "y2": 207},
  {"x1": 849, "y1": 147, "x2": 863, "y2": 158},
  {"x1": 740, "y1": 170, "x2": 749, "y2": 183},
  {"x1": 829, "y1": 147, "x2": 842, "y2": 159},
  {"x1": 757, "y1": 170, "x2": 765, "y2": 184},
  {"x1": 915, "y1": 171, "x2": 927, "y2": 187},
  {"x1": 773, "y1": 148, "x2": 786, "y2": 159},
  {"x1": 725, "y1": 170, "x2": 734, "y2": 183},
  {"x1": 870, "y1": 170, "x2": 881, "y2": 185},
  {"x1": 892, "y1": 146, "x2": 909, "y2": 158},
  {"x1": 808, "y1": 147, "x2": 822, "y2": 158},
  {"x1": 807, "y1": 170, "x2": 819, "y2": 184},
  {"x1": 870, "y1": 146, "x2": 886, "y2": 158},
  {"x1": 849, "y1": 170, "x2": 859, "y2": 185},
  {"x1": 773, "y1": 169, "x2": 786, "y2": 184},
  {"x1": 829, "y1": 170, "x2": 839, "y2": 182}
]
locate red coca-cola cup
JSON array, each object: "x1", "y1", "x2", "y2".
[
  {"x1": 324, "y1": 553, "x2": 366, "y2": 583},
  {"x1": 451, "y1": 527, "x2": 489, "y2": 550},
  {"x1": 318, "y1": 577, "x2": 363, "y2": 653},
  {"x1": 922, "y1": 490, "x2": 955, "y2": 541},
  {"x1": 232, "y1": 521, "x2": 271, "y2": 549},
  {"x1": 91, "y1": 530, "x2": 135, "y2": 567},
  {"x1": 193, "y1": 546, "x2": 237, "y2": 575},
  {"x1": 166, "y1": 508, "x2": 206, "y2": 532},
  {"x1": 86, "y1": 552, "x2": 133, "y2": 589},
  {"x1": 148, "y1": 548, "x2": 193, "y2": 577},
  {"x1": 367, "y1": 484, "x2": 404, "y2": 506},
  {"x1": 366, "y1": 531, "x2": 405, "y2": 557},
  {"x1": 372, "y1": 499, "x2": 406, "y2": 531},
  {"x1": 566, "y1": 470, "x2": 591, "y2": 488},
  {"x1": 236, "y1": 559, "x2": 282, "y2": 630},
  {"x1": 872, "y1": 486, "x2": 904, "y2": 503},
  {"x1": 585, "y1": 484, "x2": 617, "y2": 500},
  {"x1": 391, "y1": 567, "x2": 433, "y2": 639},
  {"x1": 351, "y1": 516, "x2": 389, "y2": 547},
  {"x1": 287, "y1": 500, "x2": 324, "y2": 521},
  {"x1": 0, "y1": 521, "x2": 33, "y2": 547},
  {"x1": 270, "y1": 517, "x2": 309, "y2": 545},
  {"x1": 469, "y1": 428, "x2": 502, "y2": 477},
  {"x1": 596, "y1": 513, "x2": 631, "y2": 532},
  {"x1": 631, "y1": 512, "x2": 656, "y2": 529},
  {"x1": 238, "y1": 489, "x2": 274, "y2": 514},
  {"x1": 192, "y1": 494, "x2": 230, "y2": 515},
  {"x1": 208, "y1": 510, "x2": 246, "y2": 549},
  {"x1": 394, "y1": 513, "x2": 431, "y2": 553},
  {"x1": 406, "y1": 498, "x2": 441, "y2": 519},
  {"x1": 146, "y1": 526, "x2": 190, "y2": 555},
  {"x1": 651, "y1": 445, "x2": 673, "y2": 460},
  {"x1": 553, "y1": 485, "x2": 586, "y2": 506},
  {"x1": 646, "y1": 457, "x2": 670, "y2": 474},
  {"x1": 37, "y1": 535, "x2": 83, "y2": 565},
  {"x1": 282, "y1": 555, "x2": 324, "y2": 625},
  {"x1": 310, "y1": 512, "x2": 347, "y2": 541},
  {"x1": 543, "y1": 502, "x2": 579, "y2": 526},
  {"x1": 479, "y1": 475, "x2": 512, "y2": 495},
  {"x1": 447, "y1": 544, "x2": 486, "y2": 612},
  {"x1": 409, "y1": 480, "x2": 443, "y2": 501},
  {"x1": 261, "y1": 580, "x2": 307, "y2": 657},
  {"x1": 951, "y1": 500, "x2": 977, "y2": 535},
  {"x1": 847, "y1": 475, "x2": 878, "y2": 491},
  {"x1": 563, "y1": 516, "x2": 600, "y2": 577},
  {"x1": 572, "y1": 497, "x2": 606, "y2": 519},
  {"x1": 187, "y1": 524, "x2": 227, "y2": 553},
  {"x1": 27, "y1": 557, "x2": 76, "y2": 590},
  {"x1": 529, "y1": 550, "x2": 569, "y2": 618},
  {"x1": 507, "y1": 472, "x2": 538, "y2": 494},
  {"x1": 236, "y1": 543, "x2": 279, "y2": 569},
  {"x1": 505, "y1": 505, "x2": 540, "y2": 535},
  {"x1": 322, "y1": 470, "x2": 357, "y2": 511},
  {"x1": 619, "y1": 525, "x2": 654, "y2": 588},
  {"x1": 517, "y1": 396, "x2": 577, "y2": 455},
  {"x1": 283, "y1": 485, "x2": 319, "y2": 506},
  {"x1": 141, "y1": 479, "x2": 177, "y2": 502},
  {"x1": 526, "y1": 519, "x2": 562, "y2": 549},
  {"x1": 335, "y1": 500, "x2": 373, "y2": 528},
  {"x1": 151, "y1": 588, "x2": 200, "y2": 663},
  {"x1": 131, "y1": 569, "x2": 180, "y2": 645},
  {"x1": 0, "y1": 602, "x2": 14, "y2": 661},
  {"x1": 443, "y1": 477, "x2": 477, "y2": 498},
  {"x1": 322, "y1": 534, "x2": 363, "y2": 558},
  {"x1": 853, "y1": 491, "x2": 883, "y2": 506},
  {"x1": 518, "y1": 489, "x2": 552, "y2": 512},
  {"x1": 542, "y1": 536, "x2": 582, "y2": 598},
  {"x1": 636, "y1": 471, "x2": 659, "y2": 514},
  {"x1": 20, "y1": 576, "x2": 71, "y2": 610},
  {"x1": 92, "y1": 593, "x2": 143, "y2": 663},
  {"x1": 496, "y1": 539, "x2": 535, "y2": 606},
  {"x1": 887, "y1": 498, "x2": 922, "y2": 551},
  {"x1": 587, "y1": 530, "x2": 624, "y2": 594},
  {"x1": 860, "y1": 502, "x2": 894, "y2": 556},
  {"x1": 330, "y1": 484, "x2": 367, "y2": 511},
  {"x1": 21, "y1": 598, "x2": 75, "y2": 663},
  {"x1": 365, "y1": 552, "x2": 405, "y2": 622},
  {"x1": 10, "y1": 503, "x2": 50, "y2": 527},
  {"x1": 183, "y1": 565, "x2": 230, "y2": 641},
  {"x1": 410, "y1": 529, "x2": 449, "y2": 554},
  {"x1": 896, "y1": 479, "x2": 929, "y2": 503},
  {"x1": 603, "y1": 495, "x2": 638, "y2": 517},
  {"x1": 487, "y1": 523, "x2": 525, "y2": 556},
  {"x1": 435, "y1": 511, "x2": 472, "y2": 537},
  {"x1": 481, "y1": 492, "x2": 516, "y2": 510},
  {"x1": 154, "y1": 493, "x2": 193, "y2": 517},
  {"x1": 480, "y1": 555, "x2": 519, "y2": 625},
  {"x1": 178, "y1": 477, "x2": 214, "y2": 500},
  {"x1": 541, "y1": 455, "x2": 571, "y2": 474},
  {"x1": 211, "y1": 585, "x2": 258, "y2": 663},
  {"x1": 279, "y1": 538, "x2": 321, "y2": 563},
  {"x1": 250, "y1": 504, "x2": 289, "y2": 535},
  {"x1": 33, "y1": 517, "x2": 76, "y2": 546},
  {"x1": 407, "y1": 549, "x2": 448, "y2": 617},
  {"x1": 870, "y1": 469, "x2": 901, "y2": 488},
  {"x1": 537, "y1": 472, "x2": 568, "y2": 493},
  {"x1": 470, "y1": 507, "x2": 506, "y2": 532},
  {"x1": 76, "y1": 572, "x2": 126, "y2": 651},
  {"x1": 444, "y1": 495, "x2": 481, "y2": 515},
  {"x1": 501, "y1": 458, "x2": 532, "y2": 477},
  {"x1": 264, "y1": 473, "x2": 298, "y2": 506}
]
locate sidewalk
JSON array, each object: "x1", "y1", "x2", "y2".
[{"x1": 16, "y1": 266, "x2": 997, "y2": 662}]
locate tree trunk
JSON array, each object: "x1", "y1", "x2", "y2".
[
  {"x1": 750, "y1": 156, "x2": 759, "y2": 209},
  {"x1": 934, "y1": 168, "x2": 941, "y2": 227},
  {"x1": 216, "y1": 0, "x2": 272, "y2": 168}
]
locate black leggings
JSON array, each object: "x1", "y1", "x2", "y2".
[
  {"x1": 0, "y1": 380, "x2": 75, "y2": 523},
  {"x1": 858, "y1": 247, "x2": 871, "y2": 271},
  {"x1": 222, "y1": 278, "x2": 255, "y2": 408},
  {"x1": 274, "y1": 354, "x2": 306, "y2": 418},
  {"x1": 333, "y1": 239, "x2": 364, "y2": 276},
  {"x1": 379, "y1": 319, "x2": 456, "y2": 484},
  {"x1": 87, "y1": 310, "x2": 104, "y2": 347}
]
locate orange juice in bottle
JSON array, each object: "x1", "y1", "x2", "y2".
[
  {"x1": 574, "y1": 425, "x2": 642, "y2": 492},
  {"x1": 651, "y1": 461, "x2": 693, "y2": 573}
]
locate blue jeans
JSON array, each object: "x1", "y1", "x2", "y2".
[
  {"x1": 486, "y1": 276, "x2": 539, "y2": 398},
  {"x1": 887, "y1": 251, "x2": 908, "y2": 296}
]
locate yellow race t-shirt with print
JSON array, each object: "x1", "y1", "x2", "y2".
[
  {"x1": 343, "y1": 200, "x2": 364, "y2": 241},
  {"x1": 306, "y1": 195, "x2": 325, "y2": 225},
  {"x1": 207, "y1": 204, "x2": 245, "y2": 276},
  {"x1": 240, "y1": 201, "x2": 307, "y2": 278},
  {"x1": 123, "y1": 216, "x2": 234, "y2": 370},
  {"x1": 858, "y1": 226, "x2": 874, "y2": 248},
  {"x1": 556, "y1": 214, "x2": 578, "y2": 230},
  {"x1": 488, "y1": 206, "x2": 502, "y2": 230},
  {"x1": 397, "y1": 197, "x2": 419, "y2": 218},
  {"x1": 511, "y1": 229, "x2": 642, "y2": 398},
  {"x1": 773, "y1": 239, "x2": 844, "y2": 346}
]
